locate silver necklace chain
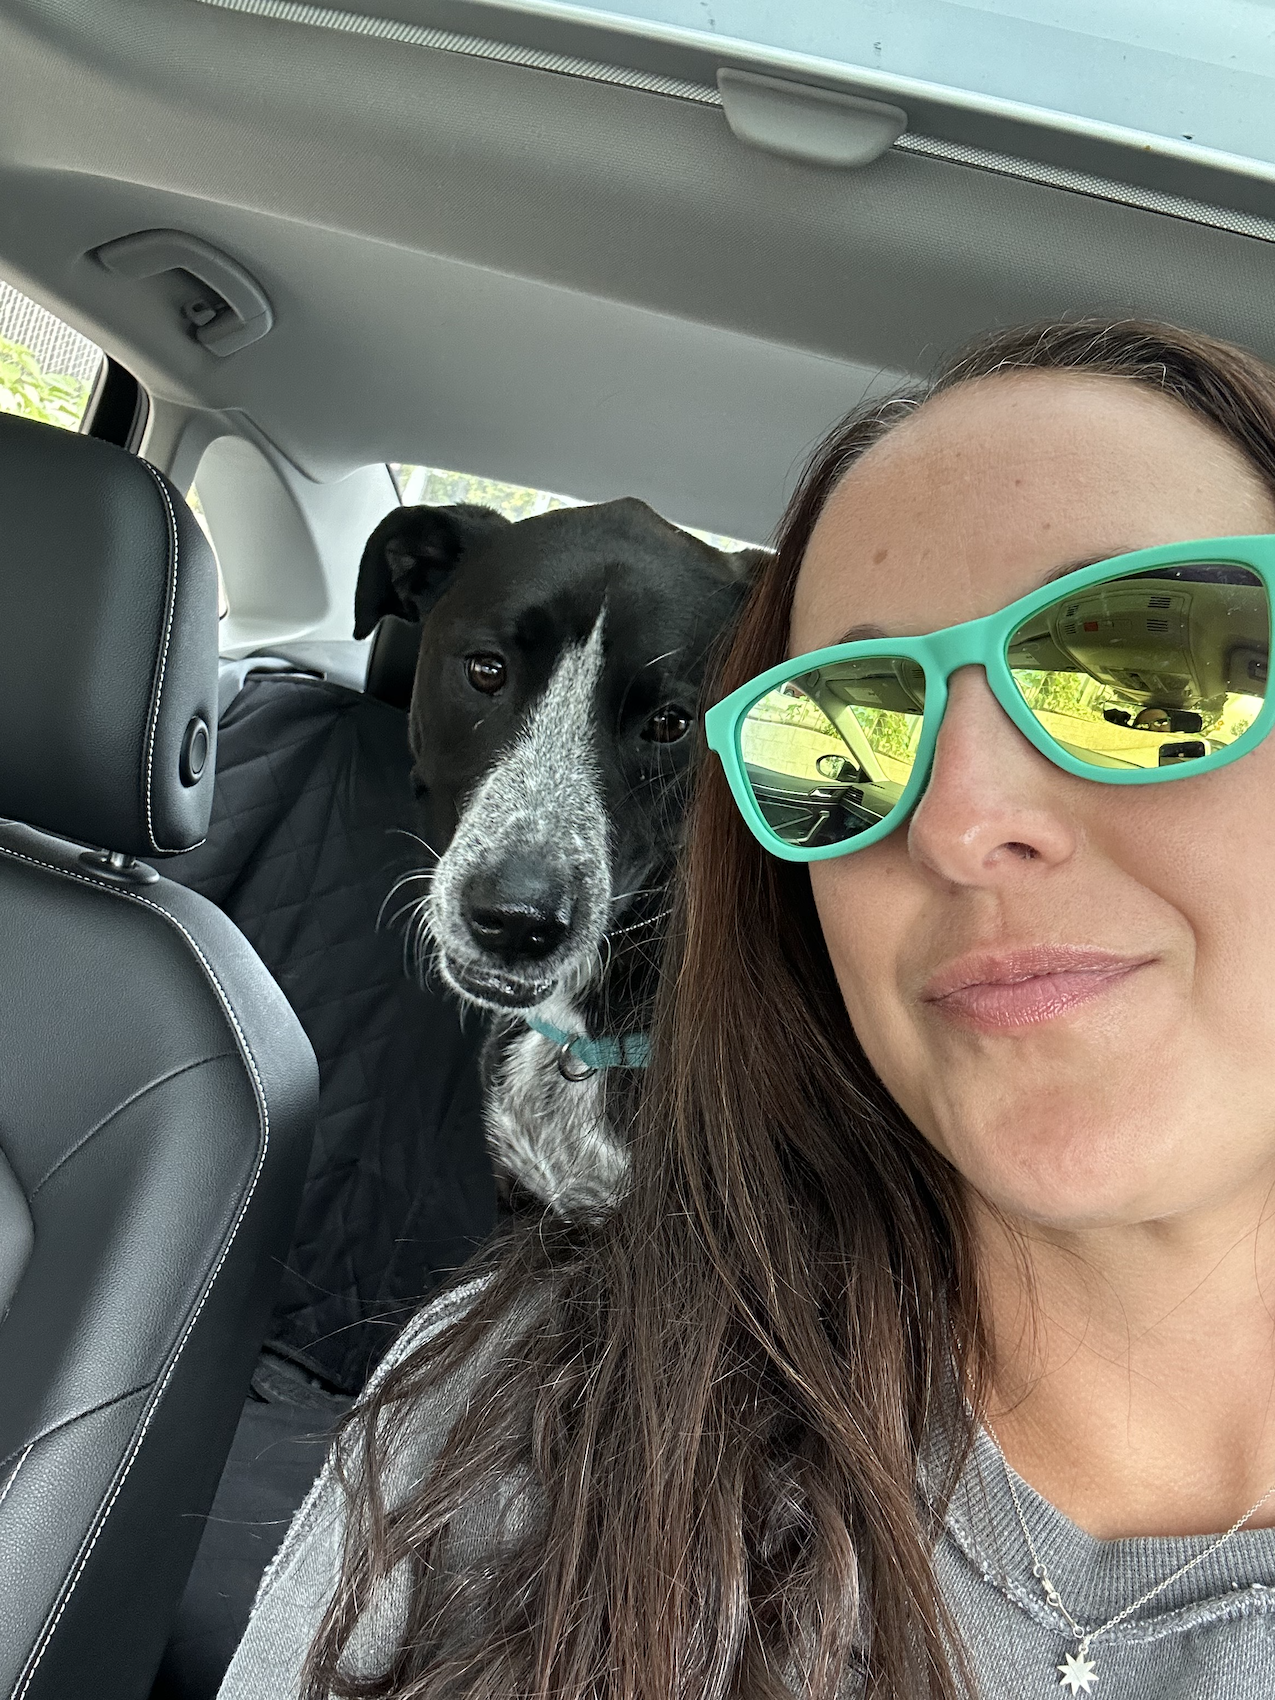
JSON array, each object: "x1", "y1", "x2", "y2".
[{"x1": 992, "y1": 1432, "x2": 1275, "y2": 1692}]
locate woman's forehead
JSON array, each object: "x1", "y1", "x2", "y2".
[{"x1": 789, "y1": 371, "x2": 1275, "y2": 654}]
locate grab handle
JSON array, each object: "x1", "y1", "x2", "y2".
[{"x1": 95, "y1": 229, "x2": 273, "y2": 356}]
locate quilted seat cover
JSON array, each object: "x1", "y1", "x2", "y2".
[{"x1": 163, "y1": 673, "x2": 495, "y2": 1392}]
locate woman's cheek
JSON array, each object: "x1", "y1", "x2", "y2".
[{"x1": 809, "y1": 861, "x2": 924, "y2": 1096}]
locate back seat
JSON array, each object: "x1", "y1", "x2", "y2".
[
  {"x1": 152, "y1": 621, "x2": 495, "y2": 1698},
  {"x1": 166, "y1": 620, "x2": 495, "y2": 1393}
]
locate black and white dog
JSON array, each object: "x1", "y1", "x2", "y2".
[{"x1": 354, "y1": 497, "x2": 760, "y2": 1217}]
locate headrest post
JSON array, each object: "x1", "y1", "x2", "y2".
[{"x1": 78, "y1": 848, "x2": 161, "y2": 886}]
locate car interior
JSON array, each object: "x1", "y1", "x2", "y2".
[{"x1": 2, "y1": 1, "x2": 1275, "y2": 1694}]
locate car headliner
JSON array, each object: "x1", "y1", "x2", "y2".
[{"x1": 1, "y1": 0, "x2": 1274, "y2": 544}]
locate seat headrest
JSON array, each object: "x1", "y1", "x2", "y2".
[
  {"x1": 365, "y1": 614, "x2": 420, "y2": 711},
  {"x1": 0, "y1": 413, "x2": 219, "y2": 856}
]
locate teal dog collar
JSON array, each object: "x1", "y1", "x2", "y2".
[{"x1": 525, "y1": 1015, "x2": 651, "y2": 1078}]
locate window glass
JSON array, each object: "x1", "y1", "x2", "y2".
[
  {"x1": 185, "y1": 484, "x2": 230, "y2": 618},
  {"x1": 393, "y1": 462, "x2": 587, "y2": 523},
  {"x1": 0, "y1": 280, "x2": 104, "y2": 431},
  {"x1": 391, "y1": 463, "x2": 754, "y2": 554}
]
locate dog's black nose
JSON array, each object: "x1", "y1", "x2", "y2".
[
  {"x1": 463, "y1": 858, "x2": 575, "y2": 964},
  {"x1": 468, "y1": 902, "x2": 571, "y2": 963}
]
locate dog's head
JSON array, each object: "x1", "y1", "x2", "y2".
[{"x1": 355, "y1": 497, "x2": 761, "y2": 1013}]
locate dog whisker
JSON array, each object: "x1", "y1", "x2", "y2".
[
  {"x1": 387, "y1": 826, "x2": 443, "y2": 859},
  {"x1": 607, "y1": 907, "x2": 672, "y2": 937},
  {"x1": 382, "y1": 898, "x2": 426, "y2": 933},
  {"x1": 387, "y1": 864, "x2": 436, "y2": 887},
  {"x1": 382, "y1": 867, "x2": 433, "y2": 894},
  {"x1": 615, "y1": 647, "x2": 682, "y2": 720},
  {"x1": 641, "y1": 647, "x2": 681, "y2": 671},
  {"x1": 378, "y1": 869, "x2": 438, "y2": 930},
  {"x1": 404, "y1": 895, "x2": 439, "y2": 980}
]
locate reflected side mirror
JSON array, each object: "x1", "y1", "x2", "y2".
[{"x1": 815, "y1": 753, "x2": 863, "y2": 782}]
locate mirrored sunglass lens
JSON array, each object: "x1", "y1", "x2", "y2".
[
  {"x1": 738, "y1": 657, "x2": 925, "y2": 849},
  {"x1": 1007, "y1": 564, "x2": 1269, "y2": 773}
]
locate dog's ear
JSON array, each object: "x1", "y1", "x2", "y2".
[
  {"x1": 353, "y1": 503, "x2": 511, "y2": 638},
  {"x1": 699, "y1": 545, "x2": 773, "y2": 622},
  {"x1": 720, "y1": 545, "x2": 773, "y2": 588}
]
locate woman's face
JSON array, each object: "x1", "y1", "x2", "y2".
[{"x1": 795, "y1": 372, "x2": 1275, "y2": 1228}]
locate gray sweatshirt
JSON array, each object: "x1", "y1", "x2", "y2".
[{"x1": 219, "y1": 1280, "x2": 1275, "y2": 1699}]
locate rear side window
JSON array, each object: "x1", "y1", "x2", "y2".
[
  {"x1": 391, "y1": 463, "x2": 755, "y2": 553},
  {"x1": 184, "y1": 484, "x2": 230, "y2": 618},
  {"x1": 1, "y1": 280, "x2": 105, "y2": 431},
  {"x1": 391, "y1": 462, "x2": 586, "y2": 522}
]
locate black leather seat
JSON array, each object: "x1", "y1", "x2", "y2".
[{"x1": 0, "y1": 413, "x2": 318, "y2": 1700}]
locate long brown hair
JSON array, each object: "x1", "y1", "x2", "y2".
[{"x1": 303, "y1": 318, "x2": 1275, "y2": 1700}]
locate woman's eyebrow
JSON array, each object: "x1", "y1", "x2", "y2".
[
  {"x1": 831, "y1": 622, "x2": 888, "y2": 644},
  {"x1": 1038, "y1": 552, "x2": 1123, "y2": 587}
]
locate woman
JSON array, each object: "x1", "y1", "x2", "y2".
[{"x1": 221, "y1": 317, "x2": 1275, "y2": 1700}]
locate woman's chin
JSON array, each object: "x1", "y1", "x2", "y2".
[{"x1": 939, "y1": 1105, "x2": 1202, "y2": 1231}]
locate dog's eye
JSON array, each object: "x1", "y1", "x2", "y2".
[
  {"x1": 465, "y1": 653, "x2": 506, "y2": 694},
  {"x1": 642, "y1": 704, "x2": 693, "y2": 744}
]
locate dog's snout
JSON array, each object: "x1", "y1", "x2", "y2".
[{"x1": 463, "y1": 856, "x2": 577, "y2": 965}]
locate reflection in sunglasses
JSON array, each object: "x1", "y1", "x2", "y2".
[
  {"x1": 739, "y1": 674, "x2": 922, "y2": 848},
  {"x1": 1009, "y1": 566, "x2": 1268, "y2": 771}
]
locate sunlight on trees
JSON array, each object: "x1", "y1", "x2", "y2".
[
  {"x1": 0, "y1": 334, "x2": 92, "y2": 430},
  {"x1": 391, "y1": 463, "x2": 754, "y2": 553}
]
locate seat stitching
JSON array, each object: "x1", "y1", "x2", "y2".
[
  {"x1": 138, "y1": 463, "x2": 180, "y2": 855},
  {"x1": 0, "y1": 1445, "x2": 32, "y2": 1513},
  {"x1": 30, "y1": 1052, "x2": 237, "y2": 1198},
  {"x1": 0, "y1": 841, "x2": 272, "y2": 1700},
  {"x1": 0, "y1": 1381, "x2": 155, "y2": 1475}
]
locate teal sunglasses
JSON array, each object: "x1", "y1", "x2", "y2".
[{"x1": 705, "y1": 535, "x2": 1275, "y2": 863}]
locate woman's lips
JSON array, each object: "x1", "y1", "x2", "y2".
[{"x1": 920, "y1": 946, "x2": 1155, "y2": 1031}]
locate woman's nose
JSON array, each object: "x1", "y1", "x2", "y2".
[{"x1": 905, "y1": 668, "x2": 1081, "y2": 884}]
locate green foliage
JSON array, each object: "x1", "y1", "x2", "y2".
[
  {"x1": 1014, "y1": 666, "x2": 1106, "y2": 718},
  {"x1": 393, "y1": 462, "x2": 754, "y2": 551},
  {"x1": 0, "y1": 334, "x2": 91, "y2": 430},
  {"x1": 752, "y1": 693, "x2": 920, "y2": 761},
  {"x1": 754, "y1": 688, "x2": 832, "y2": 730},
  {"x1": 395, "y1": 463, "x2": 581, "y2": 523},
  {"x1": 854, "y1": 705, "x2": 922, "y2": 762}
]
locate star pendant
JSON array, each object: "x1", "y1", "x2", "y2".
[{"x1": 1057, "y1": 1650, "x2": 1098, "y2": 1693}]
